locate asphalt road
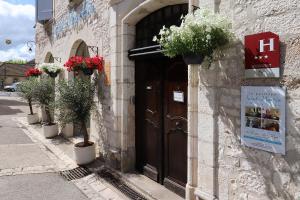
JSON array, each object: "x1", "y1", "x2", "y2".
[{"x1": 0, "y1": 96, "x2": 89, "y2": 200}]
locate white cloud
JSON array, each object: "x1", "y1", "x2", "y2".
[
  {"x1": 0, "y1": 0, "x2": 34, "y2": 20},
  {"x1": 0, "y1": 0, "x2": 35, "y2": 61},
  {"x1": 0, "y1": 44, "x2": 34, "y2": 61}
]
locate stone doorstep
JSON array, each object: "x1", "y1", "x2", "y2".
[{"x1": 110, "y1": 169, "x2": 184, "y2": 200}]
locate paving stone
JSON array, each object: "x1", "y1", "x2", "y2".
[
  {"x1": 0, "y1": 173, "x2": 89, "y2": 200},
  {"x1": 0, "y1": 144, "x2": 53, "y2": 169}
]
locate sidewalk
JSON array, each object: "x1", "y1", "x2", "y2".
[
  {"x1": 0, "y1": 96, "x2": 183, "y2": 200},
  {"x1": 0, "y1": 96, "x2": 127, "y2": 200},
  {"x1": 15, "y1": 115, "x2": 129, "y2": 200}
]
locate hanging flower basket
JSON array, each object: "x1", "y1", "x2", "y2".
[
  {"x1": 64, "y1": 55, "x2": 104, "y2": 76},
  {"x1": 38, "y1": 63, "x2": 63, "y2": 78},
  {"x1": 183, "y1": 54, "x2": 204, "y2": 65},
  {"x1": 48, "y1": 72, "x2": 59, "y2": 78},
  {"x1": 82, "y1": 68, "x2": 94, "y2": 76},
  {"x1": 25, "y1": 68, "x2": 42, "y2": 77},
  {"x1": 153, "y1": 8, "x2": 234, "y2": 66}
]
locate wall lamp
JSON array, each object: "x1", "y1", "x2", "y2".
[
  {"x1": 87, "y1": 45, "x2": 99, "y2": 55},
  {"x1": 26, "y1": 41, "x2": 35, "y2": 53}
]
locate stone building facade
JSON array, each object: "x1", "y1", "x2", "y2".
[{"x1": 36, "y1": 0, "x2": 300, "y2": 199}]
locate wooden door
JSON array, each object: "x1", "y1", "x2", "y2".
[
  {"x1": 163, "y1": 60, "x2": 187, "y2": 196},
  {"x1": 135, "y1": 58, "x2": 187, "y2": 197},
  {"x1": 136, "y1": 60, "x2": 163, "y2": 182}
]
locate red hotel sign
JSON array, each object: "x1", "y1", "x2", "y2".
[{"x1": 245, "y1": 32, "x2": 280, "y2": 78}]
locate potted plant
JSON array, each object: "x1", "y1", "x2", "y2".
[
  {"x1": 64, "y1": 55, "x2": 104, "y2": 76},
  {"x1": 17, "y1": 78, "x2": 39, "y2": 124},
  {"x1": 56, "y1": 78, "x2": 96, "y2": 165},
  {"x1": 25, "y1": 67, "x2": 42, "y2": 77},
  {"x1": 34, "y1": 77, "x2": 58, "y2": 138},
  {"x1": 38, "y1": 63, "x2": 63, "y2": 78},
  {"x1": 153, "y1": 8, "x2": 233, "y2": 65}
]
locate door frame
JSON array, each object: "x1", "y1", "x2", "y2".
[{"x1": 115, "y1": 1, "x2": 198, "y2": 199}]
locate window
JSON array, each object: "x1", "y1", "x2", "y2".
[{"x1": 36, "y1": 0, "x2": 53, "y2": 23}]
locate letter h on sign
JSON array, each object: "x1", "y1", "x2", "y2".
[
  {"x1": 260, "y1": 38, "x2": 274, "y2": 52},
  {"x1": 245, "y1": 32, "x2": 280, "y2": 78}
]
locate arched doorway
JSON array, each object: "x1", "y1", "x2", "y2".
[
  {"x1": 131, "y1": 4, "x2": 188, "y2": 197},
  {"x1": 45, "y1": 52, "x2": 54, "y2": 63}
]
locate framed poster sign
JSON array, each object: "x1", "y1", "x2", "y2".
[
  {"x1": 245, "y1": 32, "x2": 280, "y2": 78},
  {"x1": 241, "y1": 86, "x2": 286, "y2": 154}
]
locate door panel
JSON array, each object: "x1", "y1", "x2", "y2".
[
  {"x1": 135, "y1": 58, "x2": 187, "y2": 197},
  {"x1": 163, "y1": 61, "x2": 187, "y2": 196},
  {"x1": 136, "y1": 61, "x2": 163, "y2": 182}
]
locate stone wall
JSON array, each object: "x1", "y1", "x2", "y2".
[
  {"x1": 35, "y1": 0, "x2": 119, "y2": 167},
  {"x1": 196, "y1": 0, "x2": 300, "y2": 199}
]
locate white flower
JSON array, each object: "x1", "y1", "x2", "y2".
[
  {"x1": 153, "y1": 36, "x2": 158, "y2": 42},
  {"x1": 38, "y1": 63, "x2": 63, "y2": 73},
  {"x1": 206, "y1": 34, "x2": 211, "y2": 40}
]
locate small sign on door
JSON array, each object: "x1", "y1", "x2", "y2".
[{"x1": 173, "y1": 91, "x2": 184, "y2": 103}]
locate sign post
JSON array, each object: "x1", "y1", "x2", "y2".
[
  {"x1": 241, "y1": 86, "x2": 286, "y2": 154},
  {"x1": 245, "y1": 32, "x2": 280, "y2": 78}
]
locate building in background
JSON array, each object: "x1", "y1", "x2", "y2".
[
  {"x1": 0, "y1": 60, "x2": 35, "y2": 89},
  {"x1": 35, "y1": 0, "x2": 300, "y2": 199}
]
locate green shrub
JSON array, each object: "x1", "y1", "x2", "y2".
[
  {"x1": 56, "y1": 78, "x2": 96, "y2": 146},
  {"x1": 17, "y1": 77, "x2": 39, "y2": 115}
]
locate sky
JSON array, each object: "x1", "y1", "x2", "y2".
[{"x1": 0, "y1": 0, "x2": 35, "y2": 62}]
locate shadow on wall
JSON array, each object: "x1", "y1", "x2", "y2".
[
  {"x1": 199, "y1": 40, "x2": 300, "y2": 199},
  {"x1": 92, "y1": 72, "x2": 119, "y2": 168}
]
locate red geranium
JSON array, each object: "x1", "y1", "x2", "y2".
[
  {"x1": 64, "y1": 56, "x2": 84, "y2": 72},
  {"x1": 25, "y1": 68, "x2": 42, "y2": 77},
  {"x1": 64, "y1": 56, "x2": 104, "y2": 74},
  {"x1": 84, "y1": 56, "x2": 104, "y2": 72}
]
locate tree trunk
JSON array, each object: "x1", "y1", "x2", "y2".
[
  {"x1": 45, "y1": 106, "x2": 52, "y2": 125},
  {"x1": 28, "y1": 100, "x2": 33, "y2": 115},
  {"x1": 82, "y1": 121, "x2": 89, "y2": 146}
]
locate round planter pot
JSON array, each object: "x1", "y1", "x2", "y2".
[
  {"x1": 47, "y1": 72, "x2": 58, "y2": 78},
  {"x1": 27, "y1": 113, "x2": 39, "y2": 124},
  {"x1": 42, "y1": 123, "x2": 58, "y2": 138},
  {"x1": 183, "y1": 54, "x2": 204, "y2": 65},
  {"x1": 74, "y1": 142, "x2": 96, "y2": 165},
  {"x1": 82, "y1": 68, "x2": 94, "y2": 76}
]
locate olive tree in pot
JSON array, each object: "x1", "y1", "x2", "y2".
[
  {"x1": 56, "y1": 78, "x2": 96, "y2": 165},
  {"x1": 17, "y1": 78, "x2": 39, "y2": 124},
  {"x1": 34, "y1": 77, "x2": 58, "y2": 138}
]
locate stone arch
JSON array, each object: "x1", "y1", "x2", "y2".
[
  {"x1": 44, "y1": 52, "x2": 54, "y2": 63},
  {"x1": 69, "y1": 39, "x2": 90, "y2": 57}
]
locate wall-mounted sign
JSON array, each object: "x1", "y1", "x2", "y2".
[
  {"x1": 104, "y1": 60, "x2": 111, "y2": 86},
  {"x1": 173, "y1": 91, "x2": 184, "y2": 103},
  {"x1": 241, "y1": 86, "x2": 286, "y2": 154},
  {"x1": 245, "y1": 32, "x2": 280, "y2": 78}
]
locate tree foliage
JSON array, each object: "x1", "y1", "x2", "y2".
[
  {"x1": 17, "y1": 77, "x2": 39, "y2": 115},
  {"x1": 56, "y1": 78, "x2": 96, "y2": 146},
  {"x1": 33, "y1": 77, "x2": 55, "y2": 124}
]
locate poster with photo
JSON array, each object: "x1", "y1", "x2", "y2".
[{"x1": 241, "y1": 86, "x2": 286, "y2": 154}]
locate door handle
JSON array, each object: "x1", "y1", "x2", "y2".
[{"x1": 175, "y1": 121, "x2": 182, "y2": 127}]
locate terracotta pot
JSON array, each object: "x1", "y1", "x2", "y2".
[
  {"x1": 183, "y1": 54, "x2": 204, "y2": 65},
  {"x1": 42, "y1": 123, "x2": 58, "y2": 138},
  {"x1": 74, "y1": 142, "x2": 96, "y2": 165},
  {"x1": 27, "y1": 113, "x2": 39, "y2": 124}
]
